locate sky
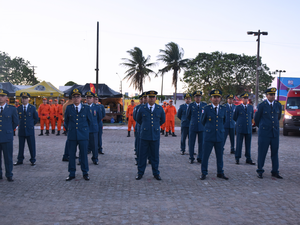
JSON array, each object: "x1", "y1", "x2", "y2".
[{"x1": 1, "y1": 0, "x2": 300, "y2": 96}]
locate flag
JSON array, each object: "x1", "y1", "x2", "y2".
[{"x1": 90, "y1": 83, "x2": 95, "y2": 93}]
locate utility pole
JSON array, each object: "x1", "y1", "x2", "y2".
[
  {"x1": 247, "y1": 30, "x2": 268, "y2": 107},
  {"x1": 30, "y1": 66, "x2": 37, "y2": 85},
  {"x1": 275, "y1": 70, "x2": 286, "y2": 101},
  {"x1": 95, "y1": 21, "x2": 99, "y2": 95}
]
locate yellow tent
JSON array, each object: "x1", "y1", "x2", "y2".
[{"x1": 15, "y1": 80, "x2": 63, "y2": 97}]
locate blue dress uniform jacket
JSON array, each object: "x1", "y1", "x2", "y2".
[
  {"x1": 97, "y1": 104, "x2": 105, "y2": 153},
  {"x1": 233, "y1": 104, "x2": 254, "y2": 161},
  {"x1": 0, "y1": 104, "x2": 18, "y2": 179},
  {"x1": 64, "y1": 104, "x2": 92, "y2": 177},
  {"x1": 136, "y1": 103, "x2": 165, "y2": 176},
  {"x1": 17, "y1": 104, "x2": 39, "y2": 164},
  {"x1": 255, "y1": 100, "x2": 282, "y2": 175},
  {"x1": 186, "y1": 102, "x2": 207, "y2": 161},
  {"x1": 223, "y1": 104, "x2": 236, "y2": 153},
  {"x1": 133, "y1": 104, "x2": 142, "y2": 162},
  {"x1": 177, "y1": 103, "x2": 190, "y2": 153},
  {"x1": 201, "y1": 104, "x2": 226, "y2": 175}
]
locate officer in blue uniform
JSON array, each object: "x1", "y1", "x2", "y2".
[
  {"x1": 255, "y1": 88, "x2": 283, "y2": 179},
  {"x1": 200, "y1": 90, "x2": 228, "y2": 180},
  {"x1": 223, "y1": 94, "x2": 236, "y2": 154},
  {"x1": 86, "y1": 91, "x2": 102, "y2": 165},
  {"x1": 233, "y1": 93, "x2": 255, "y2": 165},
  {"x1": 94, "y1": 94, "x2": 105, "y2": 154},
  {"x1": 64, "y1": 88, "x2": 92, "y2": 181},
  {"x1": 14, "y1": 92, "x2": 39, "y2": 166},
  {"x1": 133, "y1": 94, "x2": 143, "y2": 165},
  {"x1": 136, "y1": 91, "x2": 165, "y2": 180},
  {"x1": 177, "y1": 93, "x2": 192, "y2": 155},
  {"x1": 186, "y1": 91, "x2": 207, "y2": 164},
  {"x1": 0, "y1": 89, "x2": 18, "y2": 181}
]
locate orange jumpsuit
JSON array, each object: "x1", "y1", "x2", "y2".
[
  {"x1": 161, "y1": 105, "x2": 167, "y2": 131},
  {"x1": 38, "y1": 104, "x2": 50, "y2": 130},
  {"x1": 49, "y1": 104, "x2": 57, "y2": 130},
  {"x1": 56, "y1": 104, "x2": 63, "y2": 131},
  {"x1": 165, "y1": 105, "x2": 177, "y2": 133},
  {"x1": 126, "y1": 105, "x2": 136, "y2": 132}
]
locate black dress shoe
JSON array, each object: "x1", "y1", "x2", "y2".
[
  {"x1": 236, "y1": 159, "x2": 239, "y2": 164},
  {"x1": 66, "y1": 176, "x2": 75, "y2": 181},
  {"x1": 83, "y1": 174, "x2": 90, "y2": 181},
  {"x1": 272, "y1": 173, "x2": 283, "y2": 179},
  {"x1": 93, "y1": 161, "x2": 99, "y2": 165},
  {"x1": 99, "y1": 152, "x2": 104, "y2": 155},
  {"x1": 154, "y1": 175, "x2": 161, "y2": 180},
  {"x1": 31, "y1": 162, "x2": 36, "y2": 166},
  {"x1": 135, "y1": 174, "x2": 143, "y2": 180},
  {"x1": 217, "y1": 174, "x2": 229, "y2": 180},
  {"x1": 246, "y1": 160, "x2": 256, "y2": 165},
  {"x1": 7, "y1": 177, "x2": 14, "y2": 182},
  {"x1": 148, "y1": 160, "x2": 151, "y2": 164},
  {"x1": 62, "y1": 158, "x2": 69, "y2": 162},
  {"x1": 197, "y1": 159, "x2": 202, "y2": 163},
  {"x1": 77, "y1": 162, "x2": 81, "y2": 165},
  {"x1": 189, "y1": 160, "x2": 194, "y2": 164},
  {"x1": 14, "y1": 162, "x2": 23, "y2": 166},
  {"x1": 200, "y1": 174, "x2": 206, "y2": 180},
  {"x1": 257, "y1": 173, "x2": 263, "y2": 179},
  {"x1": 0, "y1": 176, "x2": 2, "y2": 180},
  {"x1": 87, "y1": 151, "x2": 91, "y2": 154},
  {"x1": 230, "y1": 151, "x2": 235, "y2": 154},
  {"x1": 181, "y1": 151, "x2": 185, "y2": 155}
]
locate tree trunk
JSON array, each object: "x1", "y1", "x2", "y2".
[
  {"x1": 161, "y1": 74, "x2": 164, "y2": 102},
  {"x1": 174, "y1": 81, "x2": 177, "y2": 105}
]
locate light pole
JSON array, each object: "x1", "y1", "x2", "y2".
[
  {"x1": 247, "y1": 30, "x2": 268, "y2": 107},
  {"x1": 275, "y1": 70, "x2": 286, "y2": 101}
]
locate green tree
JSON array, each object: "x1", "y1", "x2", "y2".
[
  {"x1": 120, "y1": 47, "x2": 156, "y2": 93},
  {"x1": 158, "y1": 42, "x2": 189, "y2": 104},
  {"x1": 182, "y1": 51, "x2": 273, "y2": 103},
  {"x1": 0, "y1": 51, "x2": 38, "y2": 85},
  {"x1": 64, "y1": 81, "x2": 77, "y2": 86}
]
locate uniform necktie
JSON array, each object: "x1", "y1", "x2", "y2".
[
  {"x1": 76, "y1": 106, "x2": 78, "y2": 114},
  {"x1": 245, "y1": 105, "x2": 247, "y2": 111},
  {"x1": 198, "y1": 104, "x2": 200, "y2": 109},
  {"x1": 270, "y1": 104, "x2": 273, "y2": 110},
  {"x1": 24, "y1": 106, "x2": 26, "y2": 114},
  {"x1": 230, "y1": 105, "x2": 232, "y2": 110},
  {"x1": 0, "y1": 106, "x2": 3, "y2": 114},
  {"x1": 150, "y1": 107, "x2": 152, "y2": 112},
  {"x1": 215, "y1": 107, "x2": 217, "y2": 114}
]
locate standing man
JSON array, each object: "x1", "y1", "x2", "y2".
[
  {"x1": 126, "y1": 99, "x2": 136, "y2": 137},
  {"x1": 160, "y1": 101, "x2": 167, "y2": 135},
  {"x1": 86, "y1": 91, "x2": 101, "y2": 165},
  {"x1": 14, "y1": 92, "x2": 39, "y2": 166},
  {"x1": 94, "y1": 94, "x2": 105, "y2": 154},
  {"x1": 200, "y1": 90, "x2": 228, "y2": 180},
  {"x1": 255, "y1": 88, "x2": 282, "y2": 179},
  {"x1": 55, "y1": 99, "x2": 64, "y2": 136},
  {"x1": 64, "y1": 88, "x2": 92, "y2": 181},
  {"x1": 38, "y1": 98, "x2": 50, "y2": 136},
  {"x1": 186, "y1": 91, "x2": 207, "y2": 164},
  {"x1": 177, "y1": 93, "x2": 191, "y2": 155},
  {"x1": 233, "y1": 93, "x2": 255, "y2": 165},
  {"x1": 0, "y1": 89, "x2": 18, "y2": 181},
  {"x1": 223, "y1": 94, "x2": 236, "y2": 154},
  {"x1": 136, "y1": 91, "x2": 165, "y2": 180},
  {"x1": 165, "y1": 100, "x2": 177, "y2": 137},
  {"x1": 49, "y1": 100, "x2": 57, "y2": 134},
  {"x1": 62, "y1": 96, "x2": 73, "y2": 161}
]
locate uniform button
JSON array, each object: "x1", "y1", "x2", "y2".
[
  {"x1": 151, "y1": 121, "x2": 153, "y2": 123},
  {"x1": 77, "y1": 115, "x2": 78, "y2": 117},
  {"x1": 25, "y1": 126, "x2": 26, "y2": 128},
  {"x1": 272, "y1": 121, "x2": 274, "y2": 123},
  {"x1": 216, "y1": 120, "x2": 218, "y2": 122},
  {"x1": 273, "y1": 126, "x2": 274, "y2": 128},
  {"x1": 272, "y1": 112, "x2": 273, "y2": 114},
  {"x1": 216, "y1": 129, "x2": 218, "y2": 131},
  {"x1": 216, "y1": 116, "x2": 218, "y2": 118},
  {"x1": 0, "y1": 130, "x2": 1, "y2": 131},
  {"x1": 151, "y1": 114, "x2": 153, "y2": 116},
  {"x1": 76, "y1": 123, "x2": 78, "y2": 125},
  {"x1": 0, "y1": 120, "x2": 2, "y2": 122},
  {"x1": 76, "y1": 119, "x2": 78, "y2": 121},
  {"x1": 76, "y1": 127, "x2": 78, "y2": 129},
  {"x1": 152, "y1": 125, "x2": 153, "y2": 126},
  {"x1": 247, "y1": 124, "x2": 248, "y2": 125},
  {"x1": 216, "y1": 124, "x2": 218, "y2": 126},
  {"x1": 272, "y1": 116, "x2": 274, "y2": 118},
  {"x1": 198, "y1": 121, "x2": 199, "y2": 122}
]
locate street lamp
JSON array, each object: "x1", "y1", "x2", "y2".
[
  {"x1": 247, "y1": 30, "x2": 268, "y2": 107},
  {"x1": 275, "y1": 70, "x2": 286, "y2": 101}
]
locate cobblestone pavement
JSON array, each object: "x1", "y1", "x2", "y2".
[{"x1": 1, "y1": 127, "x2": 300, "y2": 225}]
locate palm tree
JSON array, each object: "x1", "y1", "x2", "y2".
[
  {"x1": 158, "y1": 42, "x2": 189, "y2": 104},
  {"x1": 120, "y1": 47, "x2": 156, "y2": 93}
]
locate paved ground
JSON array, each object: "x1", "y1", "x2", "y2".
[{"x1": 1, "y1": 127, "x2": 300, "y2": 225}]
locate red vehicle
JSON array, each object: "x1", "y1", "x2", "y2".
[{"x1": 283, "y1": 89, "x2": 300, "y2": 136}]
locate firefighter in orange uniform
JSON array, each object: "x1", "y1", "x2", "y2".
[
  {"x1": 165, "y1": 100, "x2": 177, "y2": 137},
  {"x1": 160, "y1": 101, "x2": 167, "y2": 135},
  {"x1": 55, "y1": 99, "x2": 64, "y2": 136},
  {"x1": 38, "y1": 98, "x2": 50, "y2": 136},
  {"x1": 126, "y1": 99, "x2": 136, "y2": 137},
  {"x1": 49, "y1": 99, "x2": 57, "y2": 134}
]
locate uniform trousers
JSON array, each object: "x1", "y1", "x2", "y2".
[
  {"x1": 40, "y1": 118, "x2": 49, "y2": 130},
  {"x1": 138, "y1": 139, "x2": 159, "y2": 176},
  {"x1": 188, "y1": 131, "x2": 203, "y2": 160},
  {"x1": 18, "y1": 135, "x2": 36, "y2": 163},
  {"x1": 180, "y1": 127, "x2": 189, "y2": 152},
  {"x1": 63, "y1": 139, "x2": 69, "y2": 160},
  {"x1": 68, "y1": 140, "x2": 89, "y2": 177},
  {"x1": 98, "y1": 122, "x2": 103, "y2": 153},
  {"x1": 127, "y1": 117, "x2": 136, "y2": 132},
  {"x1": 201, "y1": 141, "x2": 224, "y2": 175},
  {"x1": 88, "y1": 132, "x2": 98, "y2": 163},
  {"x1": 50, "y1": 117, "x2": 56, "y2": 130},
  {"x1": 0, "y1": 142, "x2": 13, "y2": 178},
  {"x1": 57, "y1": 116, "x2": 63, "y2": 131},
  {"x1": 257, "y1": 136, "x2": 279, "y2": 174},
  {"x1": 235, "y1": 133, "x2": 252, "y2": 160},
  {"x1": 166, "y1": 120, "x2": 175, "y2": 133},
  {"x1": 223, "y1": 128, "x2": 235, "y2": 152}
]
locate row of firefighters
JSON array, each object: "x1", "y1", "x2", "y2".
[{"x1": 126, "y1": 99, "x2": 176, "y2": 137}]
